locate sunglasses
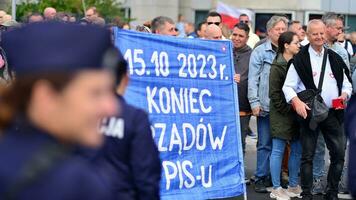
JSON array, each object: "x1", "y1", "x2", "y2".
[
  {"x1": 207, "y1": 22, "x2": 220, "y2": 26},
  {"x1": 240, "y1": 20, "x2": 249, "y2": 24},
  {"x1": 168, "y1": 27, "x2": 179, "y2": 32},
  {"x1": 169, "y1": 27, "x2": 178, "y2": 32}
]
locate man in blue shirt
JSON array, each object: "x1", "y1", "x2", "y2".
[{"x1": 248, "y1": 15, "x2": 288, "y2": 193}]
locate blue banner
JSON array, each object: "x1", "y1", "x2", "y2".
[{"x1": 114, "y1": 28, "x2": 245, "y2": 199}]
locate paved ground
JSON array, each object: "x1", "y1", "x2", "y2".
[{"x1": 233, "y1": 117, "x2": 353, "y2": 200}]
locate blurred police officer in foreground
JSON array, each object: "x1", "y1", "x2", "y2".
[
  {"x1": 346, "y1": 94, "x2": 356, "y2": 198},
  {"x1": 97, "y1": 48, "x2": 161, "y2": 200},
  {"x1": 0, "y1": 22, "x2": 119, "y2": 199}
]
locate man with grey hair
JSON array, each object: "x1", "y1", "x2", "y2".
[
  {"x1": 310, "y1": 12, "x2": 352, "y2": 196},
  {"x1": 283, "y1": 19, "x2": 352, "y2": 200},
  {"x1": 151, "y1": 16, "x2": 177, "y2": 36},
  {"x1": 323, "y1": 12, "x2": 350, "y2": 68},
  {"x1": 248, "y1": 15, "x2": 288, "y2": 193},
  {"x1": 289, "y1": 20, "x2": 306, "y2": 44}
]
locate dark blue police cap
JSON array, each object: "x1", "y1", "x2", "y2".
[{"x1": 1, "y1": 22, "x2": 116, "y2": 75}]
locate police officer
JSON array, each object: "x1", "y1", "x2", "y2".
[
  {"x1": 346, "y1": 94, "x2": 356, "y2": 198},
  {"x1": 97, "y1": 50, "x2": 161, "y2": 200},
  {"x1": 0, "y1": 22, "x2": 119, "y2": 199}
]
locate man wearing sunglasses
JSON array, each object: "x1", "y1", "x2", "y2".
[
  {"x1": 206, "y1": 11, "x2": 227, "y2": 40},
  {"x1": 206, "y1": 11, "x2": 222, "y2": 28},
  {"x1": 239, "y1": 14, "x2": 260, "y2": 49},
  {"x1": 151, "y1": 16, "x2": 178, "y2": 36}
]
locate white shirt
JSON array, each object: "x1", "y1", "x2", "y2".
[
  {"x1": 247, "y1": 31, "x2": 260, "y2": 49},
  {"x1": 283, "y1": 46, "x2": 352, "y2": 108},
  {"x1": 300, "y1": 37, "x2": 309, "y2": 46}
]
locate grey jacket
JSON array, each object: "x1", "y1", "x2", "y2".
[{"x1": 233, "y1": 45, "x2": 252, "y2": 112}]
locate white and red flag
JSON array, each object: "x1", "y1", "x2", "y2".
[{"x1": 216, "y1": 1, "x2": 255, "y2": 29}]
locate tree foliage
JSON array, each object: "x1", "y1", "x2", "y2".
[{"x1": 16, "y1": 0, "x2": 124, "y2": 22}]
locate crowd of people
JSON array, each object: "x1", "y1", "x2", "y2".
[
  {"x1": 0, "y1": 5, "x2": 356, "y2": 200},
  {"x1": 234, "y1": 13, "x2": 355, "y2": 200}
]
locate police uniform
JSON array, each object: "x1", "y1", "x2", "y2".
[
  {"x1": 0, "y1": 22, "x2": 117, "y2": 199},
  {"x1": 346, "y1": 95, "x2": 356, "y2": 197},
  {"x1": 97, "y1": 95, "x2": 161, "y2": 200},
  {"x1": 0, "y1": 119, "x2": 112, "y2": 200}
]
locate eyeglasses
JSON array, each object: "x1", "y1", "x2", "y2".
[
  {"x1": 207, "y1": 22, "x2": 220, "y2": 26},
  {"x1": 240, "y1": 20, "x2": 249, "y2": 24}
]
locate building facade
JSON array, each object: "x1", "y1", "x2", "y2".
[
  {"x1": 120, "y1": 0, "x2": 356, "y2": 32},
  {"x1": 0, "y1": 0, "x2": 10, "y2": 11},
  {"x1": 4, "y1": 0, "x2": 356, "y2": 32}
]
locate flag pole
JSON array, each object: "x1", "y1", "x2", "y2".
[
  {"x1": 11, "y1": 0, "x2": 16, "y2": 21},
  {"x1": 82, "y1": 0, "x2": 87, "y2": 15}
]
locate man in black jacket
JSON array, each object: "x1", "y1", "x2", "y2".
[
  {"x1": 232, "y1": 22, "x2": 252, "y2": 154},
  {"x1": 283, "y1": 19, "x2": 352, "y2": 200}
]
